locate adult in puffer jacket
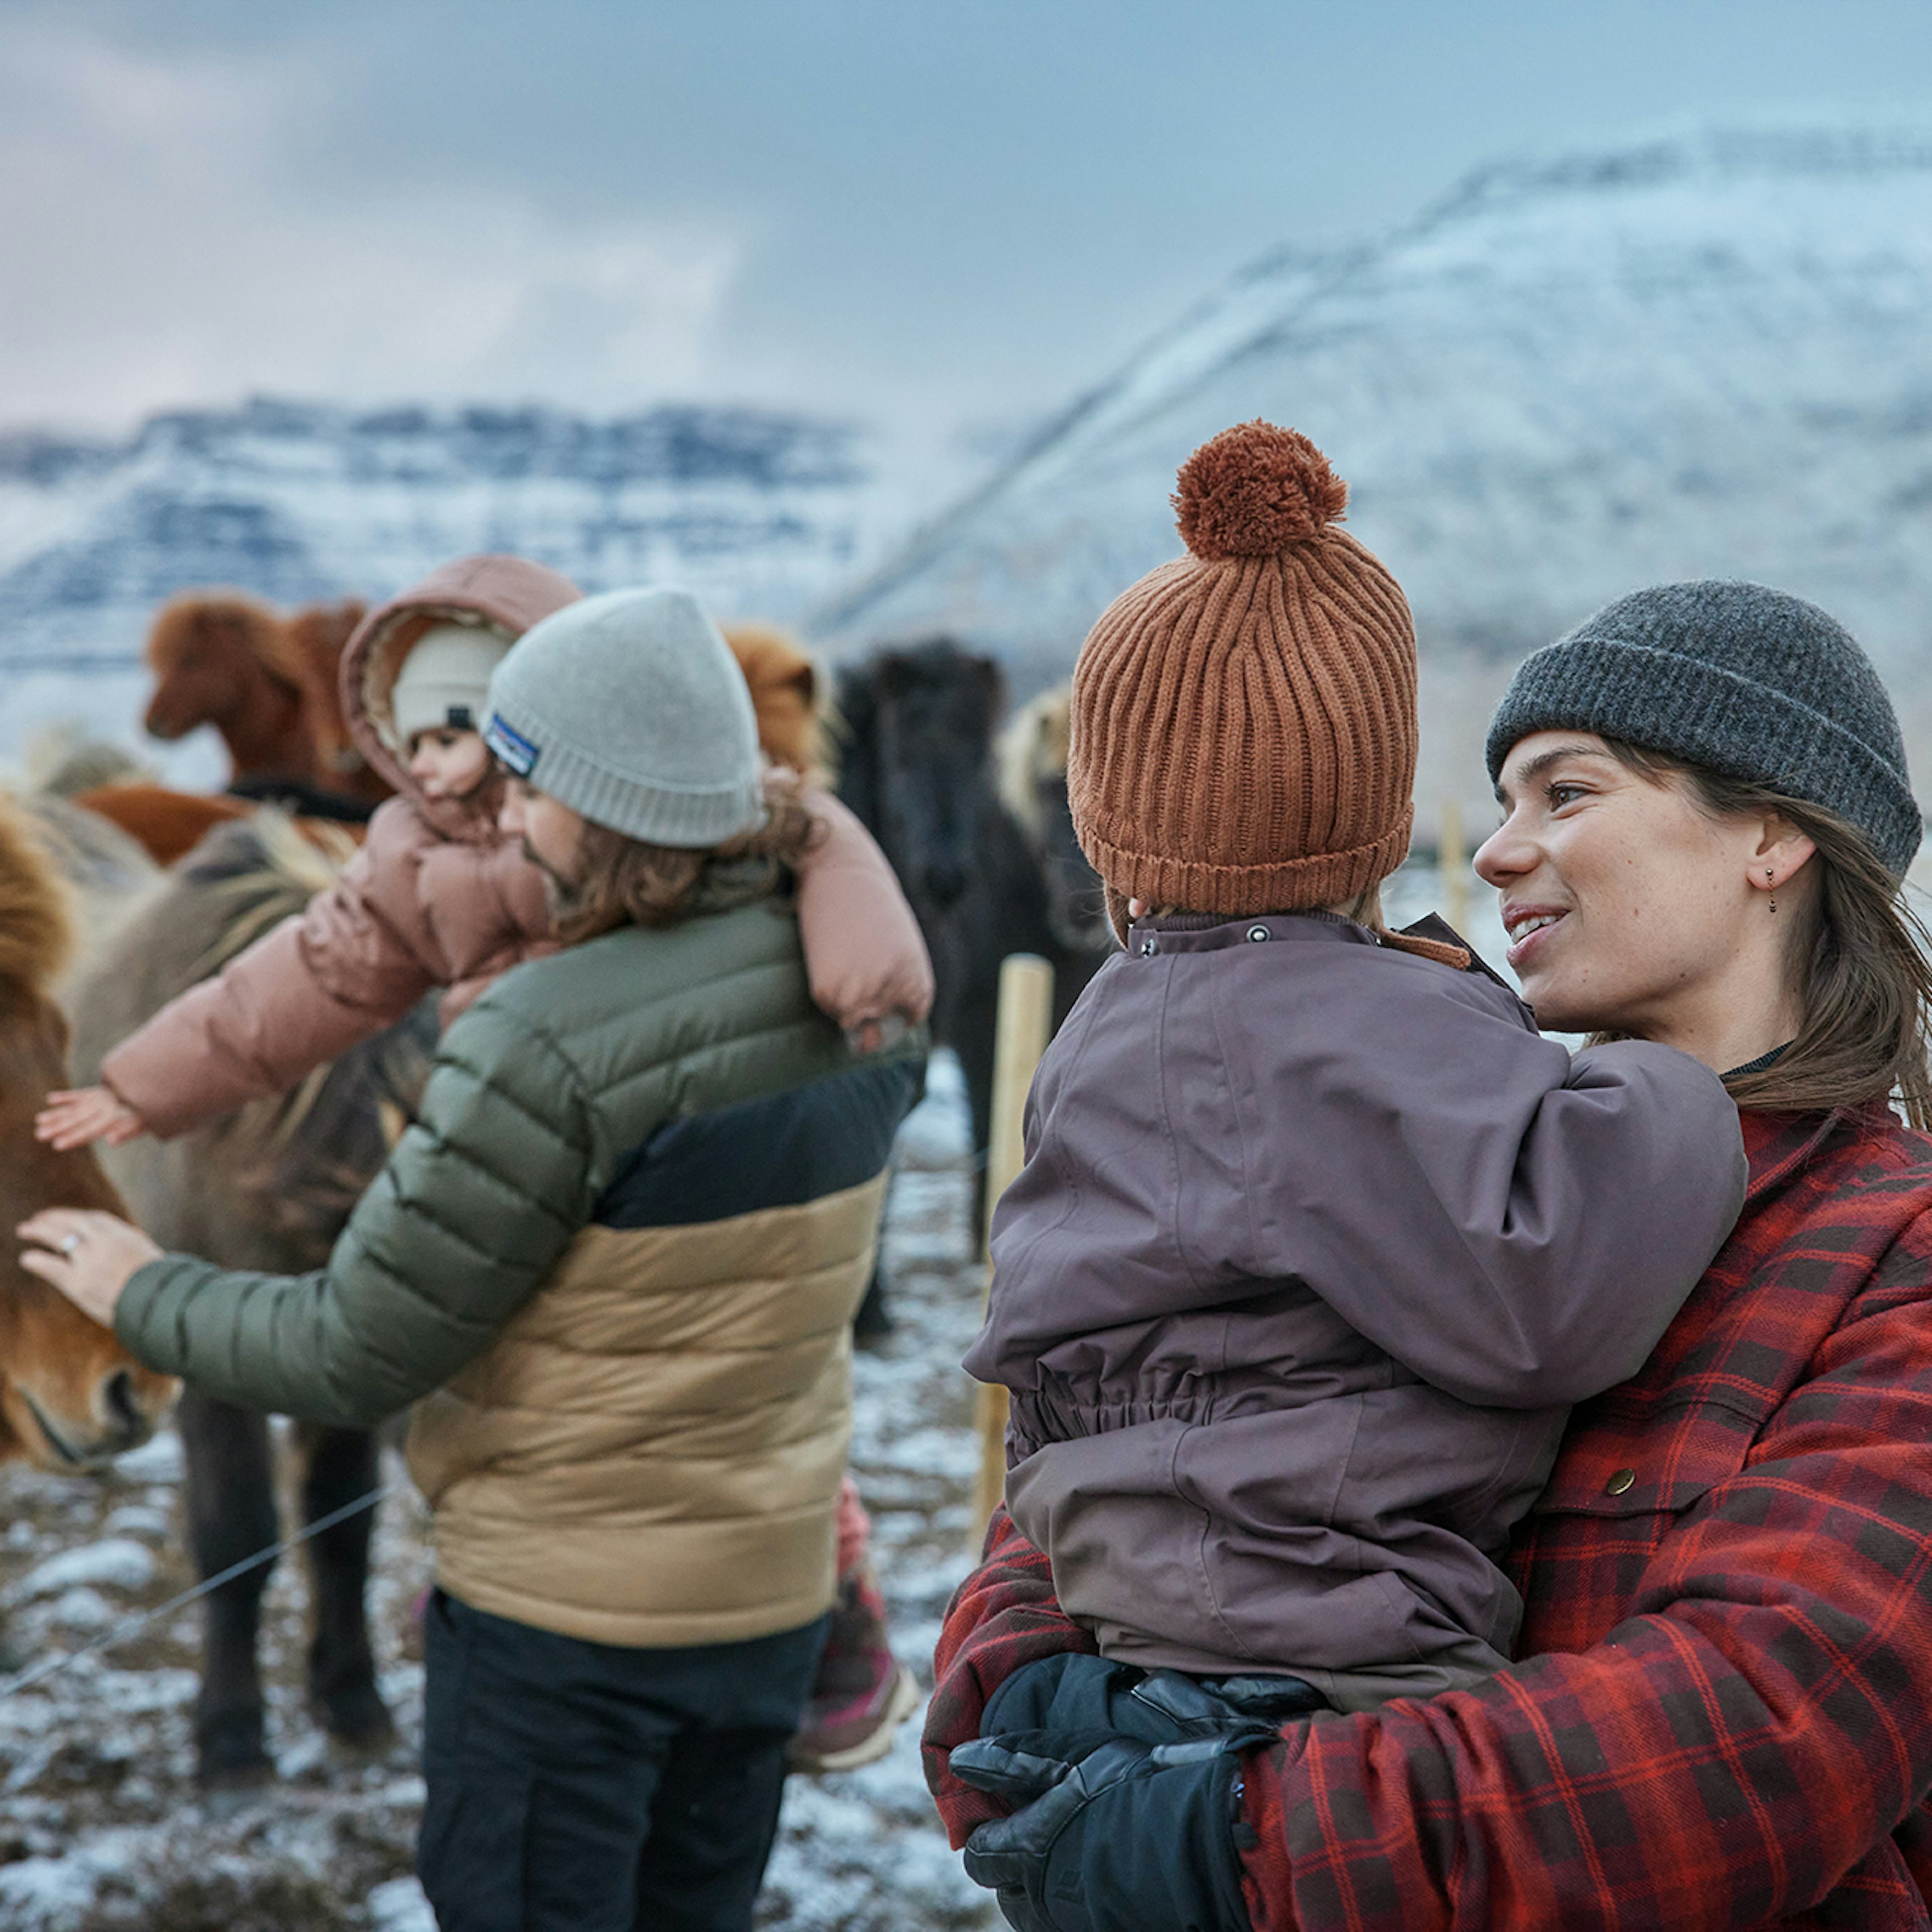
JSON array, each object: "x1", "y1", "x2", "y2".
[
  {"x1": 37, "y1": 552, "x2": 931, "y2": 1145},
  {"x1": 26, "y1": 587, "x2": 927, "y2": 1931},
  {"x1": 35, "y1": 551, "x2": 936, "y2": 1784}
]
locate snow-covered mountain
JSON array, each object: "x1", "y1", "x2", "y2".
[
  {"x1": 814, "y1": 125, "x2": 1932, "y2": 829},
  {"x1": 0, "y1": 395, "x2": 911, "y2": 780},
  {"x1": 0, "y1": 396, "x2": 894, "y2": 658}
]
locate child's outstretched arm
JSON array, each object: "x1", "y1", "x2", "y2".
[
  {"x1": 80, "y1": 802, "x2": 449, "y2": 1143},
  {"x1": 789, "y1": 782, "x2": 935, "y2": 1041},
  {"x1": 36, "y1": 1085, "x2": 147, "y2": 1150}
]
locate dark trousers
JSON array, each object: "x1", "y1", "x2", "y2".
[{"x1": 419, "y1": 1589, "x2": 829, "y2": 1932}]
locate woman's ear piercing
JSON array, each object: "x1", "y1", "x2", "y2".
[{"x1": 1767, "y1": 867, "x2": 1777, "y2": 914}]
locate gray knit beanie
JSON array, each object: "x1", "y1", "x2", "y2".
[
  {"x1": 1486, "y1": 580, "x2": 1922, "y2": 879},
  {"x1": 483, "y1": 586, "x2": 763, "y2": 847}
]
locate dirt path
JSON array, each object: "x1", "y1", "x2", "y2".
[{"x1": 0, "y1": 1059, "x2": 995, "y2": 1931}]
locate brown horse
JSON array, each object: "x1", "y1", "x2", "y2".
[
  {"x1": 723, "y1": 622, "x2": 827, "y2": 782},
  {"x1": 144, "y1": 592, "x2": 318, "y2": 794},
  {"x1": 287, "y1": 598, "x2": 391, "y2": 809},
  {"x1": 70, "y1": 785, "x2": 254, "y2": 869},
  {"x1": 68, "y1": 812, "x2": 433, "y2": 1788},
  {"x1": 0, "y1": 795, "x2": 177, "y2": 1472}
]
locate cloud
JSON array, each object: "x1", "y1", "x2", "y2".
[{"x1": 0, "y1": 24, "x2": 744, "y2": 429}]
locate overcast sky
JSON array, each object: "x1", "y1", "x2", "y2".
[{"x1": 6, "y1": 0, "x2": 1932, "y2": 453}]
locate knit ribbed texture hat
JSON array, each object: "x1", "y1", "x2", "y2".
[
  {"x1": 1486, "y1": 580, "x2": 1922, "y2": 879},
  {"x1": 390, "y1": 621, "x2": 511, "y2": 742},
  {"x1": 484, "y1": 587, "x2": 763, "y2": 848},
  {"x1": 1069, "y1": 421, "x2": 1417, "y2": 918}
]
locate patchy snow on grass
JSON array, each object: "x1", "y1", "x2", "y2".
[
  {"x1": 0, "y1": 1048, "x2": 997, "y2": 1929},
  {"x1": 8, "y1": 1540, "x2": 158, "y2": 1603}
]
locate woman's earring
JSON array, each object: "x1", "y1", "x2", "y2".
[{"x1": 1767, "y1": 867, "x2": 1777, "y2": 914}]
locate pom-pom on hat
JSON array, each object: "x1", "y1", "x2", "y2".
[{"x1": 1070, "y1": 421, "x2": 1418, "y2": 927}]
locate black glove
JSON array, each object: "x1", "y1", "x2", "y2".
[
  {"x1": 950, "y1": 1721, "x2": 1273, "y2": 1932},
  {"x1": 986, "y1": 1652, "x2": 1325, "y2": 1747}
]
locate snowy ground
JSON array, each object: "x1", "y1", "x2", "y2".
[{"x1": 0, "y1": 1055, "x2": 996, "y2": 1932}]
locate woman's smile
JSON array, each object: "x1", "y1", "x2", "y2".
[{"x1": 1501, "y1": 902, "x2": 1569, "y2": 972}]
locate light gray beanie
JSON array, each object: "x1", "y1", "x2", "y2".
[
  {"x1": 1486, "y1": 580, "x2": 1922, "y2": 879},
  {"x1": 482, "y1": 587, "x2": 764, "y2": 847}
]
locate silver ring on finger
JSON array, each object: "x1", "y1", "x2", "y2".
[{"x1": 58, "y1": 1233, "x2": 81, "y2": 1256}]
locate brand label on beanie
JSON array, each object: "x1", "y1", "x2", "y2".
[{"x1": 483, "y1": 712, "x2": 540, "y2": 777}]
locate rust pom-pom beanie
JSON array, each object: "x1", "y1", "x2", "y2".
[{"x1": 1069, "y1": 421, "x2": 1417, "y2": 924}]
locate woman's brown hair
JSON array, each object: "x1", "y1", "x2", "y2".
[
  {"x1": 1605, "y1": 740, "x2": 1932, "y2": 1125},
  {"x1": 548, "y1": 791, "x2": 818, "y2": 944}
]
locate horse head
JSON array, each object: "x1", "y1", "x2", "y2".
[
  {"x1": 0, "y1": 798, "x2": 176, "y2": 1470},
  {"x1": 841, "y1": 641, "x2": 1006, "y2": 913},
  {"x1": 997, "y1": 685, "x2": 1110, "y2": 956},
  {"x1": 725, "y1": 623, "x2": 827, "y2": 782},
  {"x1": 144, "y1": 592, "x2": 319, "y2": 791}
]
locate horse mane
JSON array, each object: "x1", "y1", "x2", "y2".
[
  {"x1": 723, "y1": 622, "x2": 827, "y2": 782},
  {"x1": 831, "y1": 659, "x2": 883, "y2": 831},
  {"x1": 0, "y1": 791, "x2": 75, "y2": 999},
  {"x1": 284, "y1": 599, "x2": 367, "y2": 692},
  {"x1": 146, "y1": 590, "x2": 307, "y2": 694},
  {"x1": 832, "y1": 637, "x2": 1009, "y2": 852},
  {"x1": 176, "y1": 811, "x2": 358, "y2": 979},
  {"x1": 21, "y1": 723, "x2": 154, "y2": 799},
  {"x1": 996, "y1": 685, "x2": 1073, "y2": 838},
  {"x1": 285, "y1": 598, "x2": 375, "y2": 783}
]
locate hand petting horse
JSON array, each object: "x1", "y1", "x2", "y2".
[{"x1": 0, "y1": 794, "x2": 177, "y2": 1473}]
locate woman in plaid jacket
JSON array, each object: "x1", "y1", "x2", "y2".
[{"x1": 925, "y1": 581, "x2": 1932, "y2": 1932}]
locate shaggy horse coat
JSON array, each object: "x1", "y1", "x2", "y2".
[
  {"x1": 836, "y1": 641, "x2": 1073, "y2": 1244},
  {"x1": 723, "y1": 622, "x2": 828, "y2": 782},
  {"x1": 286, "y1": 598, "x2": 389, "y2": 809},
  {"x1": 0, "y1": 794, "x2": 177, "y2": 1480},
  {"x1": 995, "y1": 683, "x2": 1111, "y2": 993}
]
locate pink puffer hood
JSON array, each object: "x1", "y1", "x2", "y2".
[{"x1": 340, "y1": 554, "x2": 582, "y2": 842}]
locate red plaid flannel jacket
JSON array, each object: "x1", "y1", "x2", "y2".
[{"x1": 925, "y1": 1105, "x2": 1932, "y2": 1928}]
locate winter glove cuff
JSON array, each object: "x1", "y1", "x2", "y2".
[{"x1": 953, "y1": 1724, "x2": 1270, "y2": 1932}]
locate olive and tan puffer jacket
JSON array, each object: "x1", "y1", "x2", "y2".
[{"x1": 116, "y1": 898, "x2": 922, "y2": 1646}]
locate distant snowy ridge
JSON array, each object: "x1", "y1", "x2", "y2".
[
  {"x1": 813, "y1": 123, "x2": 1932, "y2": 827},
  {"x1": 0, "y1": 395, "x2": 884, "y2": 672}
]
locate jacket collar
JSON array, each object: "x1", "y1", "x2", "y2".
[
  {"x1": 1131, "y1": 909, "x2": 1374, "y2": 953},
  {"x1": 1737, "y1": 1105, "x2": 1891, "y2": 1203},
  {"x1": 1131, "y1": 908, "x2": 1497, "y2": 980}
]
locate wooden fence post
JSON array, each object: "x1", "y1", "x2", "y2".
[{"x1": 969, "y1": 953, "x2": 1056, "y2": 1547}]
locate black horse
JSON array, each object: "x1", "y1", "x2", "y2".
[{"x1": 837, "y1": 642, "x2": 1102, "y2": 1251}]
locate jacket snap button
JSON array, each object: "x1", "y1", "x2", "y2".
[
  {"x1": 1140, "y1": 938, "x2": 1157, "y2": 956},
  {"x1": 1605, "y1": 1468, "x2": 1636, "y2": 1496},
  {"x1": 1246, "y1": 925, "x2": 1269, "y2": 942}
]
